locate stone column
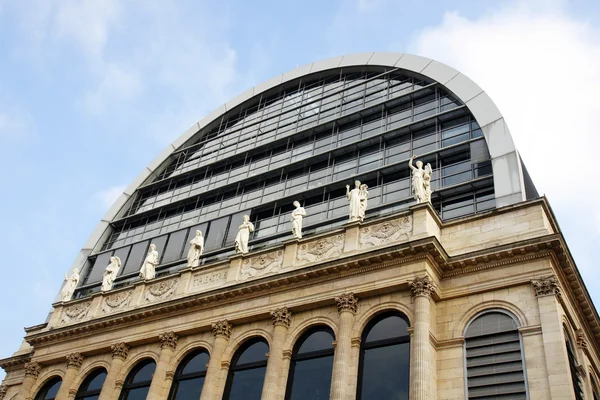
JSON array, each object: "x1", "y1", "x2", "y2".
[
  {"x1": 409, "y1": 276, "x2": 435, "y2": 400},
  {"x1": 262, "y1": 307, "x2": 293, "y2": 400},
  {"x1": 200, "y1": 320, "x2": 232, "y2": 400},
  {"x1": 98, "y1": 342, "x2": 130, "y2": 400},
  {"x1": 147, "y1": 331, "x2": 179, "y2": 400},
  {"x1": 330, "y1": 292, "x2": 358, "y2": 400},
  {"x1": 532, "y1": 275, "x2": 575, "y2": 399},
  {"x1": 55, "y1": 353, "x2": 84, "y2": 400},
  {"x1": 15, "y1": 361, "x2": 41, "y2": 400}
]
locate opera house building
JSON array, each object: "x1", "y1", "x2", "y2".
[{"x1": 1, "y1": 52, "x2": 599, "y2": 400}]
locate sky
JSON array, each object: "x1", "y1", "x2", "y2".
[{"x1": 0, "y1": 0, "x2": 599, "y2": 381}]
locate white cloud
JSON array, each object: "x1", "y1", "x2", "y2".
[{"x1": 95, "y1": 185, "x2": 126, "y2": 209}]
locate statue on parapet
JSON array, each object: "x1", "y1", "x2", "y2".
[
  {"x1": 187, "y1": 230, "x2": 204, "y2": 268},
  {"x1": 61, "y1": 268, "x2": 80, "y2": 301},
  {"x1": 291, "y1": 201, "x2": 306, "y2": 239},
  {"x1": 101, "y1": 256, "x2": 121, "y2": 291},
  {"x1": 139, "y1": 244, "x2": 159, "y2": 280},
  {"x1": 408, "y1": 155, "x2": 433, "y2": 204}
]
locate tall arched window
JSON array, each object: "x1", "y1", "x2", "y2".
[
  {"x1": 34, "y1": 377, "x2": 62, "y2": 400},
  {"x1": 76, "y1": 368, "x2": 107, "y2": 399},
  {"x1": 465, "y1": 311, "x2": 527, "y2": 399},
  {"x1": 119, "y1": 359, "x2": 156, "y2": 400},
  {"x1": 564, "y1": 329, "x2": 584, "y2": 400},
  {"x1": 285, "y1": 326, "x2": 335, "y2": 399},
  {"x1": 223, "y1": 338, "x2": 269, "y2": 400},
  {"x1": 357, "y1": 312, "x2": 410, "y2": 400},
  {"x1": 168, "y1": 349, "x2": 210, "y2": 400}
]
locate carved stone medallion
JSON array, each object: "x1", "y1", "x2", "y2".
[
  {"x1": 359, "y1": 216, "x2": 412, "y2": 249},
  {"x1": 60, "y1": 301, "x2": 91, "y2": 325},
  {"x1": 297, "y1": 234, "x2": 344, "y2": 265},
  {"x1": 101, "y1": 290, "x2": 133, "y2": 314},
  {"x1": 239, "y1": 250, "x2": 283, "y2": 281},
  {"x1": 145, "y1": 278, "x2": 178, "y2": 303}
]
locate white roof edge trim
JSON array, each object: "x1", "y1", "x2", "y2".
[{"x1": 66, "y1": 52, "x2": 526, "y2": 281}]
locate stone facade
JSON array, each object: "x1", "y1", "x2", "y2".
[{"x1": 1, "y1": 199, "x2": 599, "y2": 400}]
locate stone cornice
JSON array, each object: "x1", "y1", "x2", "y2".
[{"x1": 0, "y1": 352, "x2": 32, "y2": 373}]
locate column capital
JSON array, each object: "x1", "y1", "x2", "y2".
[
  {"x1": 159, "y1": 331, "x2": 179, "y2": 350},
  {"x1": 66, "y1": 352, "x2": 84, "y2": 369},
  {"x1": 212, "y1": 320, "x2": 233, "y2": 339},
  {"x1": 409, "y1": 276, "x2": 436, "y2": 299},
  {"x1": 531, "y1": 275, "x2": 561, "y2": 298},
  {"x1": 111, "y1": 342, "x2": 130, "y2": 360},
  {"x1": 0, "y1": 385, "x2": 7, "y2": 400},
  {"x1": 335, "y1": 292, "x2": 358, "y2": 314},
  {"x1": 270, "y1": 307, "x2": 293, "y2": 327},
  {"x1": 24, "y1": 361, "x2": 42, "y2": 378}
]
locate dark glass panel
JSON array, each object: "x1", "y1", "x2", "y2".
[
  {"x1": 181, "y1": 352, "x2": 210, "y2": 375},
  {"x1": 297, "y1": 330, "x2": 334, "y2": 354},
  {"x1": 172, "y1": 377, "x2": 205, "y2": 400},
  {"x1": 122, "y1": 241, "x2": 149, "y2": 275},
  {"x1": 236, "y1": 341, "x2": 269, "y2": 365},
  {"x1": 287, "y1": 356, "x2": 333, "y2": 400},
  {"x1": 184, "y1": 223, "x2": 208, "y2": 253},
  {"x1": 122, "y1": 387, "x2": 150, "y2": 400},
  {"x1": 226, "y1": 367, "x2": 266, "y2": 400},
  {"x1": 204, "y1": 216, "x2": 229, "y2": 251},
  {"x1": 85, "y1": 370, "x2": 107, "y2": 391},
  {"x1": 151, "y1": 235, "x2": 168, "y2": 263},
  {"x1": 360, "y1": 342, "x2": 410, "y2": 400},
  {"x1": 365, "y1": 315, "x2": 409, "y2": 343},
  {"x1": 35, "y1": 377, "x2": 62, "y2": 400},
  {"x1": 87, "y1": 251, "x2": 113, "y2": 283},
  {"x1": 131, "y1": 362, "x2": 156, "y2": 383},
  {"x1": 163, "y1": 229, "x2": 188, "y2": 264},
  {"x1": 225, "y1": 211, "x2": 251, "y2": 245},
  {"x1": 112, "y1": 246, "x2": 131, "y2": 269}
]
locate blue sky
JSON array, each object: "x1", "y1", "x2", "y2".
[{"x1": 1, "y1": 0, "x2": 599, "y2": 380}]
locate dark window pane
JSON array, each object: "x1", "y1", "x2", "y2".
[
  {"x1": 226, "y1": 367, "x2": 266, "y2": 400},
  {"x1": 87, "y1": 252, "x2": 113, "y2": 283},
  {"x1": 181, "y1": 352, "x2": 210, "y2": 375},
  {"x1": 184, "y1": 223, "x2": 208, "y2": 254},
  {"x1": 225, "y1": 211, "x2": 250, "y2": 245},
  {"x1": 122, "y1": 241, "x2": 149, "y2": 275},
  {"x1": 37, "y1": 378, "x2": 62, "y2": 400},
  {"x1": 172, "y1": 377, "x2": 205, "y2": 400},
  {"x1": 163, "y1": 230, "x2": 187, "y2": 264},
  {"x1": 236, "y1": 341, "x2": 269, "y2": 365},
  {"x1": 123, "y1": 387, "x2": 150, "y2": 400},
  {"x1": 205, "y1": 217, "x2": 229, "y2": 251},
  {"x1": 112, "y1": 247, "x2": 131, "y2": 269},
  {"x1": 365, "y1": 316, "x2": 409, "y2": 343},
  {"x1": 287, "y1": 355, "x2": 333, "y2": 400},
  {"x1": 360, "y1": 343, "x2": 410, "y2": 399},
  {"x1": 297, "y1": 330, "x2": 334, "y2": 354},
  {"x1": 131, "y1": 362, "x2": 156, "y2": 383},
  {"x1": 151, "y1": 235, "x2": 168, "y2": 263}
]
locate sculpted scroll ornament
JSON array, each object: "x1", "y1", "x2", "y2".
[
  {"x1": 297, "y1": 234, "x2": 344, "y2": 264},
  {"x1": 359, "y1": 216, "x2": 412, "y2": 249},
  {"x1": 409, "y1": 276, "x2": 436, "y2": 298},
  {"x1": 111, "y1": 343, "x2": 130, "y2": 360},
  {"x1": 159, "y1": 331, "x2": 179, "y2": 350},
  {"x1": 335, "y1": 293, "x2": 358, "y2": 314},
  {"x1": 212, "y1": 320, "x2": 232, "y2": 339},
  {"x1": 270, "y1": 307, "x2": 292, "y2": 327},
  {"x1": 66, "y1": 353, "x2": 84, "y2": 369},
  {"x1": 61, "y1": 301, "x2": 91, "y2": 325},
  {"x1": 531, "y1": 275, "x2": 561, "y2": 297},
  {"x1": 145, "y1": 279, "x2": 178, "y2": 303},
  {"x1": 24, "y1": 362, "x2": 42, "y2": 377},
  {"x1": 101, "y1": 290, "x2": 133, "y2": 314},
  {"x1": 239, "y1": 251, "x2": 283, "y2": 281}
]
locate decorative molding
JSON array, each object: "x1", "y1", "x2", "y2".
[
  {"x1": 115, "y1": 380, "x2": 124, "y2": 389},
  {"x1": 351, "y1": 337, "x2": 361, "y2": 348},
  {"x1": 335, "y1": 293, "x2": 358, "y2": 314},
  {"x1": 212, "y1": 320, "x2": 232, "y2": 339},
  {"x1": 24, "y1": 361, "x2": 41, "y2": 378},
  {"x1": 165, "y1": 371, "x2": 175, "y2": 380},
  {"x1": 66, "y1": 352, "x2": 84, "y2": 369},
  {"x1": 270, "y1": 307, "x2": 292, "y2": 328},
  {"x1": 60, "y1": 301, "x2": 91, "y2": 325},
  {"x1": 192, "y1": 271, "x2": 227, "y2": 289},
  {"x1": 409, "y1": 276, "x2": 435, "y2": 298},
  {"x1": 101, "y1": 290, "x2": 133, "y2": 315},
  {"x1": 239, "y1": 251, "x2": 283, "y2": 281},
  {"x1": 531, "y1": 275, "x2": 561, "y2": 298},
  {"x1": 111, "y1": 343, "x2": 130, "y2": 360},
  {"x1": 159, "y1": 331, "x2": 179, "y2": 350},
  {"x1": 282, "y1": 350, "x2": 293, "y2": 360},
  {"x1": 221, "y1": 360, "x2": 231, "y2": 369},
  {"x1": 145, "y1": 279, "x2": 178, "y2": 303},
  {"x1": 359, "y1": 216, "x2": 412, "y2": 249},
  {"x1": 297, "y1": 234, "x2": 344, "y2": 265},
  {"x1": 0, "y1": 385, "x2": 7, "y2": 400},
  {"x1": 576, "y1": 329, "x2": 588, "y2": 350},
  {"x1": 519, "y1": 325, "x2": 543, "y2": 337}
]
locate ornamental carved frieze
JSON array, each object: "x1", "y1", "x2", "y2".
[
  {"x1": 531, "y1": 275, "x2": 561, "y2": 297},
  {"x1": 0, "y1": 385, "x2": 6, "y2": 400},
  {"x1": 145, "y1": 278, "x2": 178, "y2": 303},
  {"x1": 192, "y1": 270, "x2": 228, "y2": 289},
  {"x1": 335, "y1": 293, "x2": 358, "y2": 314},
  {"x1": 239, "y1": 251, "x2": 283, "y2": 281},
  {"x1": 24, "y1": 361, "x2": 42, "y2": 377},
  {"x1": 297, "y1": 234, "x2": 344, "y2": 265},
  {"x1": 212, "y1": 320, "x2": 232, "y2": 339},
  {"x1": 409, "y1": 276, "x2": 436, "y2": 298},
  {"x1": 101, "y1": 290, "x2": 133, "y2": 315},
  {"x1": 111, "y1": 342, "x2": 130, "y2": 360},
  {"x1": 60, "y1": 301, "x2": 91, "y2": 325},
  {"x1": 270, "y1": 307, "x2": 292, "y2": 327},
  {"x1": 359, "y1": 216, "x2": 412, "y2": 249},
  {"x1": 159, "y1": 331, "x2": 179, "y2": 350},
  {"x1": 576, "y1": 329, "x2": 587, "y2": 350},
  {"x1": 66, "y1": 353, "x2": 84, "y2": 369}
]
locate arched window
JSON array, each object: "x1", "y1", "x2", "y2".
[
  {"x1": 285, "y1": 326, "x2": 335, "y2": 399},
  {"x1": 119, "y1": 359, "x2": 156, "y2": 400},
  {"x1": 357, "y1": 312, "x2": 410, "y2": 400},
  {"x1": 223, "y1": 338, "x2": 269, "y2": 400},
  {"x1": 168, "y1": 349, "x2": 210, "y2": 400},
  {"x1": 564, "y1": 329, "x2": 584, "y2": 400},
  {"x1": 592, "y1": 376, "x2": 600, "y2": 400},
  {"x1": 465, "y1": 311, "x2": 527, "y2": 399},
  {"x1": 34, "y1": 377, "x2": 62, "y2": 400},
  {"x1": 76, "y1": 368, "x2": 107, "y2": 399}
]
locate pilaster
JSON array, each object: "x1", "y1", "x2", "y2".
[
  {"x1": 147, "y1": 331, "x2": 178, "y2": 400},
  {"x1": 409, "y1": 276, "x2": 435, "y2": 400},
  {"x1": 98, "y1": 343, "x2": 130, "y2": 400},
  {"x1": 262, "y1": 307, "x2": 292, "y2": 400},
  {"x1": 330, "y1": 292, "x2": 358, "y2": 400},
  {"x1": 15, "y1": 361, "x2": 41, "y2": 400},
  {"x1": 200, "y1": 320, "x2": 232, "y2": 400},
  {"x1": 56, "y1": 353, "x2": 84, "y2": 400}
]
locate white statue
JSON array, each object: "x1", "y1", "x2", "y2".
[
  {"x1": 61, "y1": 268, "x2": 80, "y2": 301},
  {"x1": 409, "y1": 155, "x2": 433, "y2": 203},
  {"x1": 139, "y1": 244, "x2": 159, "y2": 280},
  {"x1": 101, "y1": 256, "x2": 121, "y2": 292},
  {"x1": 291, "y1": 201, "x2": 307, "y2": 239},
  {"x1": 235, "y1": 215, "x2": 255, "y2": 254},
  {"x1": 187, "y1": 230, "x2": 205, "y2": 267},
  {"x1": 346, "y1": 180, "x2": 368, "y2": 222}
]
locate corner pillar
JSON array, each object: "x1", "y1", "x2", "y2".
[
  {"x1": 330, "y1": 293, "x2": 358, "y2": 400},
  {"x1": 147, "y1": 331, "x2": 178, "y2": 400},
  {"x1": 15, "y1": 362, "x2": 42, "y2": 400},
  {"x1": 262, "y1": 307, "x2": 292, "y2": 400},
  {"x1": 410, "y1": 276, "x2": 435, "y2": 400},
  {"x1": 200, "y1": 320, "x2": 232, "y2": 400},
  {"x1": 98, "y1": 343, "x2": 130, "y2": 400},
  {"x1": 55, "y1": 353, "x2": 84, "y2": 400}
]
